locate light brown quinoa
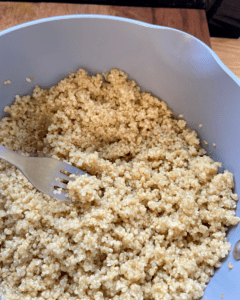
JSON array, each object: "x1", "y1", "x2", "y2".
[
  {"x1": 228, "y1": 262, "x2": 233, "y2": 269},
  {"x1": 0, "y1": 69, "x2": 239, "y2": 300},
  {"x1": 3, "y1": 80, "x2": 11, "y2": 85}
]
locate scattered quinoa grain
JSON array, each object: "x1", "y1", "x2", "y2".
[
  {"x1": 213, "y1": 143, "x2": 216, "y2": 147},
  {"x1": 177, "y1": 119, "x2": 187, "y2": 129},
  {"x1": 228, "y1": 262, "x2": 233, "y2": 269},
  {"x1": 204, "y1": 140, "x2": 208, "y2": 145},
  {"x1": 0, "y1": 69, "x2": 239, "y2": 300},
  {"x1": 231, "y1": 193, "x2": 239, "y2": 201},
  {"x1": 221, "y1": 294, "x2": 225, "y2": 298},
  {"x1": 4, "y1": 80, "x2": 11, "y2": 85},
  {"x1": 178, "y1": 114, "x2": 183, "y2": 118},
  {"x1": 199, "y1": 124, "x2": 202, "y2": 127},
  {"x1": 30, "y1": 75, "x2": 35, "y2": 79}
]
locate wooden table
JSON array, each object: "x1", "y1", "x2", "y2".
[
  {"x1": 0, "y1": 2, "x2": 211, "y2": 46},
  {"x1": 0, "y1": 2, "x2": 239, "y2": 78},
  {"x1": 211, "y1": 37, "x2": 240, "y2": 79}
]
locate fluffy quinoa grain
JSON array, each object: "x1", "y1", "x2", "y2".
[
  {"x1": 3, "y1": 80, "x2": 11, "y2": 85},
  {"x1": 0, "y1": 69, "x2": 239, "y2": 300},
  {"x1": 228, "y1": 262, "x2": 233, "y2": 269},
  {"x1": 231, "y1": 193, "x2": 239, "y2": 201}
]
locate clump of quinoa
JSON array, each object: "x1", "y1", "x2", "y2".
[{"x1": 0, "y1": 69, "x2": 239, "y2": 300}]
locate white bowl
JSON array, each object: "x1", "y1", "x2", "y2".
[{"x1": 0, "y1": 15, "x2": 240, "y2": 300}]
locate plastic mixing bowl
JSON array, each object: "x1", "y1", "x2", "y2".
[{"x1": 0, "y1": 15, "x2": 240, "y2": 300}]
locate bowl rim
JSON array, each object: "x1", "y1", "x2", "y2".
[{"x1": 0, "y1": 14, "x2": 240, "y2": 87}]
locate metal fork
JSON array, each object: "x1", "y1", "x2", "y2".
[{"x1": 0, "y1": 144, "x2": 88, "y2": 202}]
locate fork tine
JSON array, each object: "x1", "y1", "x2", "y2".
[
  {"x1": 57, "y1": 173, "x2": 73, "y2": 182},
  {"x1": 61, "y1": 163, "x2": 89, "y2": 176},
  {"x1": 55, "y1": 191, "x2": 72, "y2": 202},
  {"x1": 53, "y1": 181, "x2": 67, "y2": 189},
  {"x1": 48, "y1": 189, "x2": 72, "y2": 202}
]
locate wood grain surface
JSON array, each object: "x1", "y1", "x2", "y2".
[
  {"x1": 155, "y1": 8, "x2": 211, "y2": 47},
  {"x1": 0, "y1": 2, "x2": 211, "y2": 47},
  {"x1": 0, "y1": 2, "x2": 152, "y2": 30},
  {"x1": 211, "y1": 37, "x2": 240, "y2": 79}
]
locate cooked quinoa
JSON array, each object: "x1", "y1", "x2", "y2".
[
  {"x1": 0, "y1": 69, "x2": 239, "y2": 300},
  {"x1": 227, "y1": 262, "x2": 233, "y2": 269},
  {"x1": 3, "y1": 80, "x2": 11, "y2": 85}
]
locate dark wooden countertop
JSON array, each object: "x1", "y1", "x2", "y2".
[{"x1": 0, "y1": 2, "x2": 211, "y2": 47}]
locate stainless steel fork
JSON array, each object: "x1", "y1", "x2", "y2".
[{"x1": 0, "y1": 144, "x2": 88, "y2": 202}]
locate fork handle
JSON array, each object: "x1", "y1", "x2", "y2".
[{"x1": 0, "y1": 144, "x2": 26, "y2": 170}]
